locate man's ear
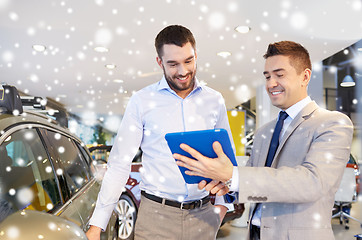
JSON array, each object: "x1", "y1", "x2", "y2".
[
  {"x1": 302, "y1": 68, "x2": 311, "y2": 87},
  {"x1": 156, "y1": 56, "x2": 163, "y2": 68}
]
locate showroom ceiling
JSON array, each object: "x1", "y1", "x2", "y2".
[{"x1": 0, "y1": 0, "x2": 362, "y2": 123}]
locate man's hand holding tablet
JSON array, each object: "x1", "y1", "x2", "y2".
[{"x1": 165, "y1": 128, "x2": 236, "y2": 195}]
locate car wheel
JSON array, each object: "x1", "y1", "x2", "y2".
[{"x1": 114, "y1": 194, "x2": 137, "y2": 240}]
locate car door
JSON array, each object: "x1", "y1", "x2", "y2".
[
  {"x1": 39, "y1": 128, "x2": 115, "y2": 239},
  {"x1": 71, "y1": 141, "x2": 103, "y2": 230},
  {"x1": 39, "y1": 128, "x2": 90, "y2": 227},
  {"x1": 72, "y1": 140, "x2": 117, "y2": 240}
]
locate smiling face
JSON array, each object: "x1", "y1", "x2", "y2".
[
  {"x1": 263, "y1": 55, "x2": 311, "y2": 110},
  {"x1": 157, "y1": 42, "x2": 197, "y2": 99}
]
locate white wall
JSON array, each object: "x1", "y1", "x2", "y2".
[{"x1": 309, "y1": 62, "x2": 324, "y2": 107}]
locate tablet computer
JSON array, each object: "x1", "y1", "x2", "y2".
[{"x1": 165, "y1": 128, "x2": 237, "y2": 184}]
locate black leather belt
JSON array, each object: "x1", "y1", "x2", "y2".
[{"x1": 141, "y1": 191, "x2": 210, "y2": 210}]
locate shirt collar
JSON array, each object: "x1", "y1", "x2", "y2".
[
  {"x1": 284, "y1": 96, "x2": 312, "y2": 120},
  {"x1": 157, "y1": 76, "x2": 203, "y2": 95}
]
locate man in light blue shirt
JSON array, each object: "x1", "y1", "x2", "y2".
[{"x1": 86, "y1": 25, "x2": 233, "y2": 240}]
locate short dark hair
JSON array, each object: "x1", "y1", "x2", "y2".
[
  {"x1": 155, "y1": 25, "x2": 196, "y2": 58},
  {"x1": 263, "y1": 41, "x2": 312, "y2": 74}
]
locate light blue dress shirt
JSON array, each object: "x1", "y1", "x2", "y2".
[{"x1": 90, "y1": 76, "x2": 235, "y2": 230}]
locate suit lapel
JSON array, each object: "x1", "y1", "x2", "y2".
[
  {"x1": 270, "y1": 101, "x2": 319, "y2": 168},
  {"x1": 257, "y1": 120, "x2": 276, "y2": 167}
]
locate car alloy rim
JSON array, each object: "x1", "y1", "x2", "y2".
[{"x1": 115, "y1": 199, "x2": 135, "y2": 239}]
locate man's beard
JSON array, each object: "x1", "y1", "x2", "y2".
[{"x1": 163, "y1": 65, "x2": 197, "y2": 92}]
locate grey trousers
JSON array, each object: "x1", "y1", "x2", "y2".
[{"x1": 134, "y1": 195, "x2": 221, "y2": 240}]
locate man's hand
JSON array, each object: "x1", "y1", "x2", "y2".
[
  {"x1": 174, "y1": 141, "x2": 233, "y2": 182},
  {"x1": 86, "y1": 225, "x2": 102, "y2": 240},
  {"x1": 198, "y1": 180, "x2": 229, "y2": 196}
]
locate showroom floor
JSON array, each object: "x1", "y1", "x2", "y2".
[{"x1": 217, "y1": 197, "x2": 362, "y2": 240}]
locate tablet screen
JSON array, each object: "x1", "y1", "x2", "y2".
[{"x1": 165, "y1": 128, "x2": 237, "y2": 184}]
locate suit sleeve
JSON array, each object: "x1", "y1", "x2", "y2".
[
  {"x1": 237, "y1": 112, "x2": 353, "y2": 203},
  {"x1": 214, "y1": 93, "x2": 235, "y2": 208}
]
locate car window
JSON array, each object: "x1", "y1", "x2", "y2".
[
  {"x1": 133, "y1": 149, "x2": 142, "y2": 163},
  {"x1": 91, "y1": 148, "x2": 109, "y2": 162},
  {"x1": 75, "y1": 141, "x2": 96, "y2": 177},
  {"x1": 45, "y1": 131, "x2": 90, "y2": 196},
  {"x1": 348, "y1": 154, "x2": 357, "y2": 165},
  {"x1": 0, "y1": 128, "x2": 61, "y2": 222}
]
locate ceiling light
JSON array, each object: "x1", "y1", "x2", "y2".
[
  {"x1": 217, "y1": 51, "x2": 232, "y2": 58},
  {"x1": 113, "y1": 79, "x2": 124, "y2": 83},
  {"x1": 358, "y1": 47, "x2": 362, "y2": 52},
  {"x1": 105, "y1": 64, "x2": 116, "y2": 69},
  {"x1": 94, "y1": 46, "x2": 109, "y2": 53},
  {"x1": 234, "y1": 26, "x2": 250, "y2": 33},
  {"x1": 32, "y1": 44, "x2": 46, "y2": 52},
  {"x1": 340, "y1": 75, "x2": 355, "y2": 87}
]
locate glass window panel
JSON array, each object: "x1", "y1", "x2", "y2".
[
  {"x1": 0, "y1": 128, "x2": 61, "y2": 223},
  {"x1": 45, "y1": 131, "x2": 89, "y2": 196}
]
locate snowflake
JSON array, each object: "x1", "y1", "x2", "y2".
[{"x1": 213, "y1": 207, "x2": 221, "y2": 214}]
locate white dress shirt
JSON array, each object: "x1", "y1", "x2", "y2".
[
  {"x1": 90, "y1": 76, "x2": 235, "y2": 230},
  {"x1": 229, "y1": 96, "x2": 312, "y2": 227}
]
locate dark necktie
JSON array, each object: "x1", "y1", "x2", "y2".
[{"x1": 265, "y1": 111, "x2": 289, "y2": 167}]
